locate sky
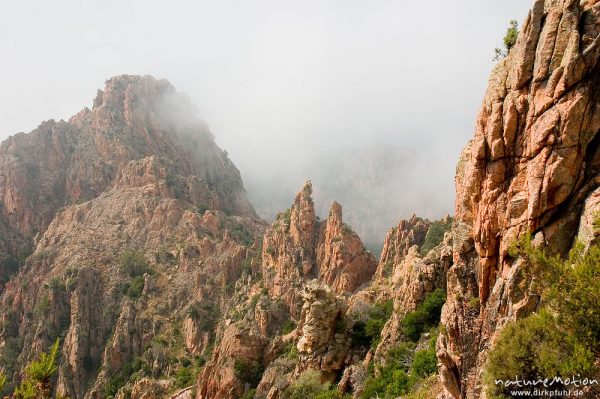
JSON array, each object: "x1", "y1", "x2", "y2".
[{"x1": 0, "y1": 0, "x2": 533, "y2": 223}]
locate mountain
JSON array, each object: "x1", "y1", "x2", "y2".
[
  {"x1": 0, "y1": 74, "x2": 452, "y2": 398},
  {"x1": 0, "y1": 75, "x2": 265, "y2": 398}
]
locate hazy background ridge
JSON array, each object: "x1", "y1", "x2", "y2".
[{"x1": 0, "y1": 0, "x2": 532, "y2": 242}]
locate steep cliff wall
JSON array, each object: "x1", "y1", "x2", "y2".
[{"x1": 438, "y1": 1, "x2": 600, "y2": 398}]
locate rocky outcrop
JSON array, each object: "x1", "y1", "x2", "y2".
[
  {"x1": 375, "y1": 215, "x2": 430, "y2": 279},
  {"x1": 261, "y1": 182, "x2": 317, "y2": 318},
  {"x1": 439, "y1": 1, "x2": 600, "y2": 398},
  {"x1": 316, "y1": 202, "x2": 378, "y2": 293},
  {"x1": 196, "y1": 323, "x2": 267, "y2": 399},
  {"x1": 296, "y1": 281, "x2": 349, "y2": 378},
  {"x1": 577, "y1": 186, "x2": 600, "y2": 249},
  {"x1": 262, "y1": 181, "x2": 377, "y2": 308},
  {"x1": 195, "y1": 183, "x2": 377, "y2": 398}
]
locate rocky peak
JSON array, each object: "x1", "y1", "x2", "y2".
[
  {"x1": 0, "y1": 75, "x2": 265, "y2": 399},
  {"x1": 316, "y1": 202, "x2": 377, "y2": 293},
  {"x1": 289, "y1": 180, "x2": 317, "y2": 251},
  {"x1": 263, "y1": 183, "x2": 376, "y2": 303}
]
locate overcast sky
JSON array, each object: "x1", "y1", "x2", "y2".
[{"x1": 0, "y1": 0, "x2": 532, "y2": 216}]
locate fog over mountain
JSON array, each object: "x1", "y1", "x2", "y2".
[
  {"x1": 245, "y1": 143, "x2": 452, "y2": 244},
  {"x1": 0, "y1": 0, "x2": 532, "y2": 241}
]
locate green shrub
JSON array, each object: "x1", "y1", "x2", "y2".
[
  {"x1": 360, "y1": 374, "x2": 388, "y2": 399},
  {"x1": 0, "y1": 337, "x2": 20, "y2": 379},
  {"x1": 342, "y1": 223, "x2": 353, "y2": 235},
  {"x1": 411, "y1": 348, "x2": 437, "y2": 377},
  {"x1": 0, "y1": 372, "x2": 5, "y2": 394},
  {"x1": 284, "y1": 370, "x2": 330, "y2": 399},
  {"x1": 241, "y1": 388, "x2": 256, "y2": 399},
  {"x1": 195, "y1": 356, "x2": 206, "y2": 367},
  {"x1": 34, "y1": 295, "x2": 51, "y2": 318},
  {"x1": 281, "y1": 319, "x2": 296, "y2": 335},
  {"x1": 48, "y1": 277, "x2": 64, "y2": 291},
  {"x1": 420, "y1": 217, "x2": 453, "y2": 255},
  {"x1": 350, "y1": 300, "x2": 393, "y2": 349},
  {"x1": 155, "y1": 245, "x2": 176, "y2": 265},
  {"x1": 126, "y1": 275, "x2": 145, "y2": 299},
  {"x1": 485, "y1": 310, "x2": 594, "y2": 397},
  {"x1": 196, "y1": 204, "x2": 209, "y2": 215},
  {"x1": 120, "y1": 250, "x2": 152, "y2": 277},
  {"x1": 230, "y1": 224, "x2": 254, "y2": 247},
  {"x1": 103, "y1": 357, "x2": 144, "y2": 397},
  {"x1": 315, "y1": 388, "x2": 350, "y2": 399},
  {"x1": 241, "y1": 257, "x2": 253, "y2": 276},
  {"x1": 361, "y1": 342, "x2": 417, "y2": 399},
  {"x1": 385, "y1": 369, "x2": 410, "y2": 397},
  {"x1": 401, "y1": 289, "x2": 445, "y2": 342},
  {"x1": 13, "y1": 339, "x2": 60, "y2": 399},
  {"x1": 485, "y1": 235, "x2": 600, "y2": 397},
  {"x1": 467, "y1": 296, "x2": 479, "y2": 309},
  {"x1": 364, "y1": 318, "x2": 386, "y2": 349},
  {"x1": 349, "y1": 321, "x2": 369, "y2": 347},
  {"x1": 0, "y1": 252, "x2": 20, "y2": 284},
  {"x1": 186, "y1": 301, "x2": 218, "y2": 331},
  {"x1": 175, "y1": 365, "x2": 196, "y2": 388},
  {"x1": 281, "y1": 209, "x2": 291, "y2": 225}
]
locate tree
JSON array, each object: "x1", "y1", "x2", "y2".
[
  {"x1": 13, "y1": 339, "x2": 60, "y2": 399},
  {"x1": 494, "y1": 20, "x2": 519, "y2": 60},
  {"x1": 0, "y1": 372, "x2": 6, "y2": 393}
]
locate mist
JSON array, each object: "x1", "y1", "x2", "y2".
[{"x1": 0, "y1": 0, "x2": 533, "y2": 242}]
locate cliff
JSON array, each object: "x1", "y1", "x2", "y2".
[{"x1": 438, "y1": 1, "x2": 600, "y2": 398}]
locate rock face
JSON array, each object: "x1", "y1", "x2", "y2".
[
  {"x1": 316, "y1": 202, "x2": 379, "y2": 293},
  {"x1": 375, "y1": 234, "x2": 452, "y2": 360},
  {"x1": 371, "y1": 216, "x2": 443, "y2": 361},
  {"x1": 439, "y1": 1, "x2": 600, "y2": 398},
  {"x1": 0, "y1": 75, "x2": 264, "y2": 398},
  {"x1": 374, "y1": 215, "x2": 430, "y2": 279},
  {"x1": 196, "y1": 323, "x2": 268, "y2": 399}
]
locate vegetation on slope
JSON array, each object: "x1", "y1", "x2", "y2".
[
  {"x1": 284, "y1": 370, "x2": 350, "y2": 399},
  {"x1": 484, "y1": 232, "x2": 600, "y2": 398},
  {"x1": 350, "y1": 300, "x2": 393, "y2": 349},
  {"x1": 361, "y1": 289, "x2": 446, "y2": 399}
]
